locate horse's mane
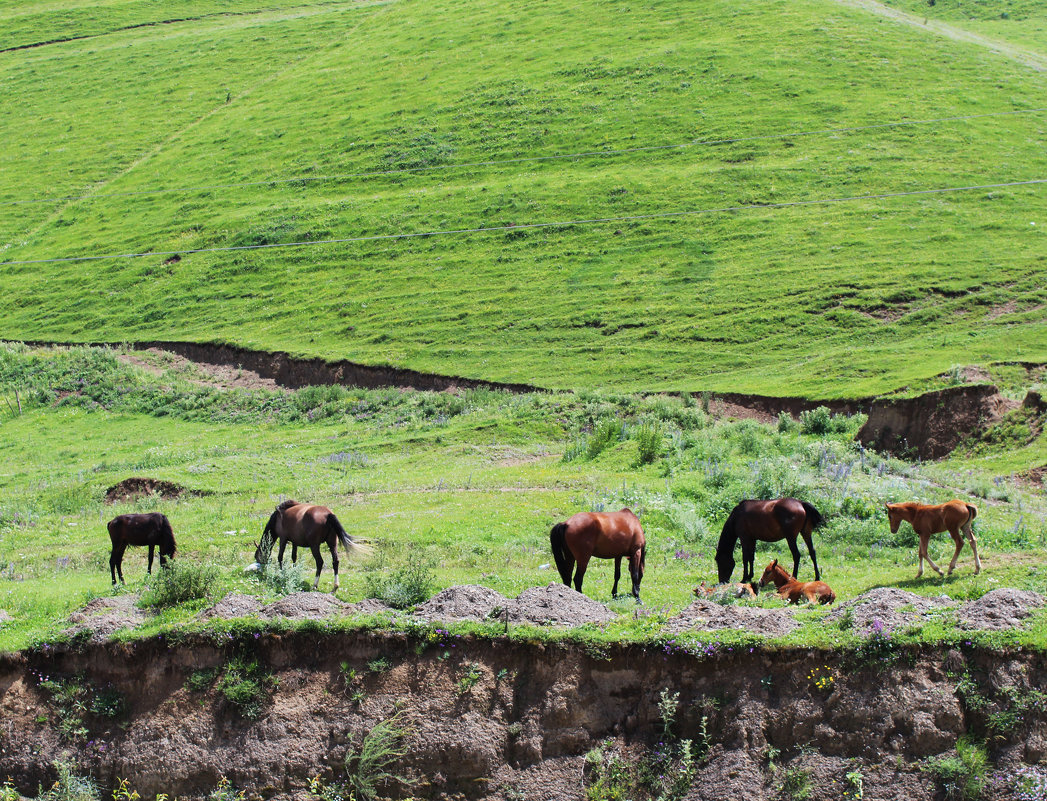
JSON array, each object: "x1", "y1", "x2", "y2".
[{"x1": 715, "y1": 503, "x2": 740, "y2": 560}]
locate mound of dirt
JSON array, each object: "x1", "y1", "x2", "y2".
[
  {"x1": 827, "y1": 588, "x2": 951, "y2": 634},
  {"x1": 65, "y1": 596, "x2": 146, "y2": 642},
  {"x1": 260, "y1": 592, "x2": 349, "y2": 620},
  {"x1": 505, "y1": 583, "x2": 616, "y2": 627},
  {"x1": 105, "y1": 477, "x2": 191, "y2": 504},
  {"x1": 0, "y1": 609, "x2": 11, "y2": 627},
  {"x1": 414, "y1": 585, "x2": 510, "y2": 623},
  {"x1": 199, "y1": 593, "x2": 264, "y2": 620},
  {"x1": 665, "y1": 598, "x2": 799, "y2": 637},
  {"x1": 958, "y1": 588, "x2": 1045, "y2": 631},
  {"x1": 344, "y1": 598, "x2": 395, "y2": 616}
]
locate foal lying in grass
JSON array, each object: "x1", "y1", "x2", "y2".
[{"x1": 758, "y1": 559, "x2": 835, "y2": 605}]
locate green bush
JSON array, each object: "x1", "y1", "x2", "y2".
[
  {"x1": 215, "y1": 657, "x2": 273, "y2": 720},
  {"x1": 633, "y1": 422, "x2": 662, "y2": 465},
  {"x1": 39, "y1": 762, "x2": 99, "y2": 801},
  {"x1": 257, "y1": 561, "x2": 309, "y2": 595},
  {"x1": 923, "y1": 738, "x2": 988, "y2": 801},
  {"x1": 140, "y1": 561, "x2": 220, "y2": 607},
  {"x1": 364, "y1": 563, "x2": 436, "y2": 609}
]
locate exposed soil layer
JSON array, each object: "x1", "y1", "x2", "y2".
[
  {"x1": 3, "y1": 629, "x2": 1047, "y2": 801},
  {"x1": 104, "y1": 477, "x2": 201, "y2": 504},
  {"x1": 21, "y1": 339, "x2": 1046, "y2": 457}
]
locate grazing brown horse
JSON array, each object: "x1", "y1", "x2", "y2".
[
  {"x1": 759, "y1": 559, "x2": 835, "y2": 605},
  {"x1": 107, "y1": 513, "x2": 176, "y2": 584},
  {"x1": 694, "y1": 581, "x2": 758, "y2": 599},
  {"x1": 254, "y1": 500, "x2": 365, "y2": 592},
  {"x1": 886, "y1": 500, "x2": 981, "y2": 578},
  {"x1": 716, "y1": 498, "x2": 823, "y2": 585},
  {"x1": 550, "y1": 508, "x2": 646, "y2": 601}
]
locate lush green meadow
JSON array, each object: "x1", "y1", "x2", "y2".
[
  {"x1": 1, "y1": 344, "x2": 1045, "y2": 652},
  {"x1": 1, "y1": 0, "x2": 1046, "y2": 396}
]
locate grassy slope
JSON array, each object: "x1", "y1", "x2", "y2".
[
  {"x1": 881, "y1": 0, "x2": 1047, "y2": 50},
  {"x1": 1, "y1": 345, "x2": 1045, "y2": 652},
  {"x1": 1, "y1": 0, "x2": 1046, "y2": 396}
]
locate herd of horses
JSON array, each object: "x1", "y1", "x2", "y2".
[{"x1": 109, "y1": 495, "x2": 981, "y2": 608}]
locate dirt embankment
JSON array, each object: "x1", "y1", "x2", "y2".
[
  {"x1": 3, "y1": 592, "x2": 1047, "y2": 801},
  {"x1": 20, "y1": 339, "x2": 1042, "y2": 458}
]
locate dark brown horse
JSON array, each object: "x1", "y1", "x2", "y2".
[
  {"x1": 886, "y1": 500, "x2": 980, "y2": 578},
  {"x1": 759, "y1": 559, "x2": 835, "y2": 605},
  {"x1": 550, "y1": 508, "x2": 646, "y2": 601},
  {"x1": 715, "y1": 498, "x2": 823, "y2": 584},
  {"x1": 107, "y1": 513, "x2": 176, "y2": 584},
  {"x1": 254, "y1": 500, "x2": 364, "y2": 592}
]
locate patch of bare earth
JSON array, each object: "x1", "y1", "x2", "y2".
[
  {"x1": 119, "y1": 347, "x2": 283, "y2": 392},
  {"x1": 259, "y1": 592, "x2": 350, "y2": 620},
  {"x1": 65, "y1": 595, "x2": 146, "y2": 642},
  {"x1": 0, "y1": 609, "x2": 11, "y2": 626},
  {"x1": 665, "y1": 598, "x2": 799, "y2": 637},
  {"x1": 414, "y1": 585, "x2": 510, "y2": 623},
  {"x1": 105, "y1": 477, "x2": 194, "y2": 504},
  {"x1": 198, "y1": 593, "x2": 264, "y2": 620},
  {"x1": 506, "y1": 583, "x2": 616, "y2": 626},
  {"x1": 827, "y1": 588, "x2": 951, "y2": 634},
  {"x1": 957, "y1": 588, "x2": 1045, "y2": 631}
]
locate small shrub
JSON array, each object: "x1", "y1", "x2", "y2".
[
  {"x1": 924, "y1": 738, "x2": 988, "y2": 801},
  {"x1": 799, "y1": 406, "x2": 852, "y2": 435},
  {"x1": 345, "y1": 711, "x2": 413, "y2": 801},
  {"x1": 780, "y1": 766, "x2": 812, "y2": 800},
  {"x1": 186, "y1": 668, "x2": 219, "y2": 693},
  {"x1": 1, "y1": 779, "x2": 20, "y2": 801},
  {"x1": 215, "y1": 657, "x2": 273, "y2": 720},
  {"x1": 257, "y1": 561, "x2": 309, "y2": 595},
  {"x1": 364, "y1": 563, "x2": 435, "y2": 609},
  {"x1": 777, "y1": 411, "x2": 799, "y2": 433},
  {"x1": 207, "y1": 778, "x2": 245, "y2": 801},
  {"x1": 633, "y1": 422, "x2": 662, "y2": 465},
  {"x1": 456, "y1": 663, "x2": 483, "y2": 695},
  {"x1": 140, "y1": 561, "x2": 219, "y2": 607},
  {"x1": 40, "y1": 762, "x2": 99, "y2": 801}
]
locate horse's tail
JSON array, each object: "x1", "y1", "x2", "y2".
[
  {"x1": 966, "y1": 504, "x2": 978, "y2": 524},
  {"x1": 800, "y1": 501, "x2": 823, "y2": 532},
  {"x1": 159, "y1": 514, "x2": 176, "y2": 557},
  {"x1": 327, "y1": 513, "x2": 371, "y2": 557},
  {"x1": 550, "y1": 523, "x2": 573, "y2": 585}
]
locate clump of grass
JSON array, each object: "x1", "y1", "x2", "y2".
[
  {"x1": 924, "y1": 738, "x2": 988, "y2": 801},
  {"x1": 364, "y1": 563, "x2": 435, "y2": 609},
  {"x1": 345, "y1": 711, "x2": 414, "y2": 801},
  {"x1": 39, "y1": 762, "x2": 99, "y2": 801},
  {"x1": 140, "y1": 561, "x2": 219, "y2": 607},
  {"x1": 257, "y1": 561, "x2": 309, "y2": 595},
  {"x1": 799, "y1": 406, "x2": 852, "y2": 435},
  {"x1": 215, "y1": 657, "x2": 275, "y2": 720}
]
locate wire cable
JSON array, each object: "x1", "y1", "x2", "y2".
[{"x1": 2, "y1": 178, "x2": 1043, "y2": 266}]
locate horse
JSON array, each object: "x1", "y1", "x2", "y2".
[
  {"x1": 254, "y1": 500, "x2": 365, "y2": 592},
  {"x1": 694, "y1": 581, "x2": 758, "y2": 599},
  {"x1": 759, "y1": 559, "x2": 835, "y2": 605},
  {"x1": 715, "y1": 498, "x2": 823, "y2": 585},
  {"x1": 886, "y1": 500, "x2": 981, "y2": 578},
  {"x1": 549, "y1": 508, "x2": 646, "y2": 601},
  {"x1": 107, "y1": 513, "x2": 176, "y2": 584}
]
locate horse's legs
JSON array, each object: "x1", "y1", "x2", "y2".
[
  {"x1": 277, "y1": 539, "x2": 288, "y2": 568},
  {"x1": 787, "y1": 536, "x2": 802, "y2": 579},
  {"x1": 110, "y1": 545, "x2": 125, "y2": 585},
  {"x1": 946, "y1": 527, "x2": 965, "y2": 575},
  {"x1": 573, "y1": 554, "x2": 590, "y2": 594},
  {"x1": 917, "y1": 532, "x2": 943, "y2": 577},
  {"x1": 291, "y1": 544, "x2": 298, "y2": 564},
  {"x1": 310, "y1": 545, "x2": 323, "y2": 590},
  {"x1": 329, "y1": 540, "x2": 340, "y2": 593},
  {"x1": 802, "y1": 532, "x2": 820, "y2": 581},
  {"x1": 740, "y1": 539, "x2": 756, "y2": 584},
  {"x1": 611, "y1": 556, "x2": 622, "y2": 598},
  {"x1": 963, "y1": 521, "x2": 982, "y2": 574},
  {"x1": 629, "y1": 550, "x2": 643, "y2": 602},
  {"x1": 147, "y1": 544, "x2": 155, "y2": 575}
]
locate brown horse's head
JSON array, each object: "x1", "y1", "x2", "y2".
[
  {"x1": 758, "y1": 559, "x2": 781, "y2": 588},
  {"x1": 886, "y1": 504, "x2": 903, "y2": 534}
]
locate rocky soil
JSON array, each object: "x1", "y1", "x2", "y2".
[{"x1": 1, "y1": 585, "x2": 1044, "y2": 801}]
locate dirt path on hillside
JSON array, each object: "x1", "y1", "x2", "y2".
[{"x1": 831, "y1": 0, "x2": 1047, "y2": 72}]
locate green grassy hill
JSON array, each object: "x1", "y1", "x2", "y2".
[{"x1": 2, "y1": 0, "x2": 1046, "y2": 396}]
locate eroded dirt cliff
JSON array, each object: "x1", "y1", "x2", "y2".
[{"x1": 1, "y1": 632, "x2": 1045, "y2": 800}]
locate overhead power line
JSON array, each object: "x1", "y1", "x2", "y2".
[
  {"x1": 2, "y1": 178, "x2": 1043, "y2": 267},
  {"x1": 3, "y1": 107, "x2": 1043, "y2": 206}
]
